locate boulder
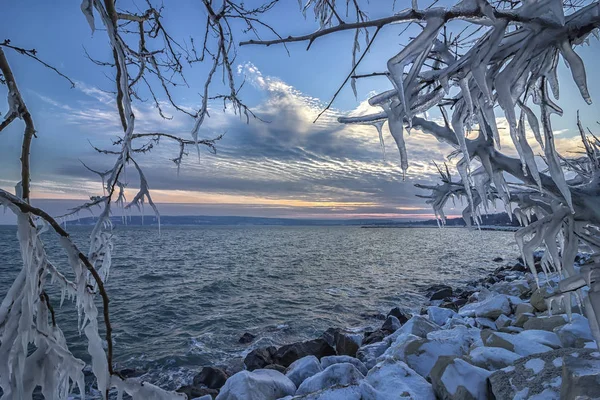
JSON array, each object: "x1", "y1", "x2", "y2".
[
  {"x1": 244, "y1": 346, "x2": 277, "y2": 371},
  {"x1": 215, "y1": 369, "x2": 295, "y2": 400},
  {"x1": 192, "y1": 395, "x2": 214, "y2": 400},
  {"x1": 513, "y1": 312, "x2": 534, "y2": 328},
  {"x1": 363, "y1": 359, "x2": 435, "y2": 399},
  {"x1": 356, "y1": 341, "x2": 389, "y2": 370},
  {"x1": 489, "y1": 348, "x2": 599, "y2": 400},
  {"x1": 387, "y1": 307, "x2": 410, "y2": 324},
  {"x1": 264, "y1": 364, "x2": 287, "y2": 373},
  {"x1": 286, "y1": 356, "x2": 322, "y2": 387},
  {"x1": 296, "y1": 363, "x2": 364, "y2": 396},
  {"x1": 320, "y1": 355, "x2": 368, "y2": 375},
  {"x1": 275, "y1": 339, "x2": 336, "y2": 367},
  {"x1": 474, "y1": 317, "x2": 496, "y2": 330},
  {"x1": 427, "y1": 306, "x2": 456, "y2": 326},
  {"x1": 481, "y1": 330, "x2": 555, "y2": 356},
  {"x1": 493, "y1": 257, "x2": 504, "y2": 262},
  {"x1": 468, "y1": 346, "x2": 520, "y2": 370},
  {"x1": 333, "y1": 331, "x2": 362, "y2": 357},
  {"x1": 458, "y1": 295, "x2": 511, "y2": 319},
  {"x1": 193, "y1": 366, "x2": 229, "y2": 389},
  {"x1": 281, "y1": 385, "x2": 364, "y2": 399},
  {"x1": 523, "y1": 315, "x2": 567, "y2": 331},
  {"x1": 430, "y1": 356, "x2": 491, "y2": 400},
  {"x1": 494, "y1": 314, "x2": 512, "y2": 330},
  {"x1": 381, "y1": 315, "x2": 401, "y2": 333},
  {"x1": 514, "y1": 302, "x2": 535, "y2": 316},
  {"x1": 554, "y1": 313, "x2": 595, "y2": 348},
  {"x1": 386, "y1": 315, "x2": 439, "y2": 343},
  {"x1": 428, "y1": 285, "x2": 453, "y2": 301},
  {"x1": 561, "y1": 353, "x2": 600, "y2": 399},
  {"x1": 321, "y1": 328, "x2": 338, "y2": 348},
  {"x1": 176, "y1": 386, "x2": 218, "y2": 400},
  {"x1": 489, "y1": 279, "x2": 530, "y2": 297},
  {"x1": 530, "y1": 286, "x2": 554, "y2": 312},
  {"x1": 362, "y1": 329, "x2": 386, "y2": 345},
  {"x1": 238, "y1": 332, "x2": 256, "y2": 344}
]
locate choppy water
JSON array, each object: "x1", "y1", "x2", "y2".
[{"x1": 0, "y1": 225, "x2": 518, "y2": 391}]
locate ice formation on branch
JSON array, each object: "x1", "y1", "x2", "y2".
[{"x1": 243, "y1": 0, "x2": 600, "y2": 347}]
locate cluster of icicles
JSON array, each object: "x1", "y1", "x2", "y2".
[{"x1": 338, "y1": 0, "x2": 600, "y2": 345}]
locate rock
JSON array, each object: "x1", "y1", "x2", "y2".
[
  {"x1": 493, "y1": 257, "x2": 504, "y2": 262},
  {"x1": 296, "y1": 363, "x2": 364, "y2": 396},
  {"x1": 223, "y1": 358, "x2": 245, "y2": 377},
  {"x1": 286, "y1": 356, "x2": 322, "y2": 387},
  {"x1": 489, "y1": 279, "x2": 530, "y2": 297},
  {"x1": 282, "y1": 384, "x2": 364, "y2": 399},
  {"x1": 474, "y1": 317, "x2": 496, "y2": 330},
  {"x1": 118, "y1": 367, "x2": 146, "y2": 378},
  {"x1": 177, "y1": 386, "x2": 218, "y2": 400},
  {"x1": 468, "y1": 346, "x2": 520, "y2": 370},
  {"x1": 275, "y1": 339, "x2": 336, "y2": 367},
  {"x1": 518, "y1": 330, "x2": 562, "y2": 349},
  {"x1": 523, "y1": 315, "x2": 568, "y2": 331},
  {"x1": 514, "y1": 302, "x2": 535, "y2": 316},
  {"x1": 511, "y1": 262, "x2": 527, "y2": 272},
  {"x1": 238, "y1": 332, "x2": 256, "y2": 344},
  {"x1": 356, "y1": 341, "x2": 388, "y2": 370},
  {"x1": 494, "y1": 314, "x2": 512, "y2": 330},
  {"x1": 458, "y1": 295, "x2": 511, "y2": 319},
  {"x1": 264, "y1": 364, "x2": 287, "y2": 373},
  {"x1": 193, "y1": 366, "x2": 229, "y2": 389},
  {"x1": 387, "y1": 307, "x2": 410, "y2": 324},
  {"x1": 514, "y1": 312, "x2": 534, "y2": 328},
  {"x1": 320, "y1": 355, "x2": 368, "y2": 376},
  {"x1": 489, "y1": 348, "x2": 599, "y2": 400},
  {"x1": 381, "y1": 315, "x2": 401, "y2": 333},
  {"x1": 363, "y1": 359, "x2": 435, "y2": 399},
  {"x1": 244, "y1": 346, "x2": 277, "y2": 371},
  {"x1": 430, "y1": 356, "x2": 491, "y2": 400},
  {"x1": 561, "y1": 353, "x2": 600, "y2": 399},
  {"x1": 427, "y1": 306, "x2": 456, "y2": 326},
  {"x1": 555, "y1": 314, "x2": 595, "y2": 348},
  {"x1": 428, "y1": 285, "x2": 453, "y2": 301},
  {"x1": 386, "y1": 315, "x2": 439, "y2": 343},
  {"x1": 321, "y1": 328, "x2": 338, "y2": 348},
  {"x1": 481, "y1": 329, "x2": 555, "y2": 356},
  {"x1": 192, "y1": 395, "x2": 214, "y2": 400},
  {"x1": 362, "y1": 329, "x2": 387, "y2": 345},
  {"x1": 530, "y1": 286, "x2": 554, "y2": 312},
  {"x1": 215, "y1": 369, "x2": 295, "y2": 400},
  {"x1": 333, "y1": 330, "x2": 362, "y2": 357}
]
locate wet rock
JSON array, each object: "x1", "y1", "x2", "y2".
[
  {"x1": 488, "y1": 348, "x2": 599, "y2": 400},
  {"x1": 223, "y1": 358, "x2": 245, "y2": 376},
  {"x1": 430, "y1": 356, "x2": 491, "y2": 400},
  {"x1": 381, "y1": 315, "x2": 401, "y2": 333},
  {"x1": 493, "y1": 257, "x2": 504, "y2": 262},
  {"x1": 176, "y1": 386, "x2": 218, "y2": 400},
  {"x1": 561, "y1": 353, "x2": 600, "y2": 399},
  {"x1": 274, "y1": 339, "x2": 336, "y2": 367},
  {"x1": 238, "y1": 332, "x2": 256, "y2": 344},
  {"x1": 193, "y1": 366, "x2": 229, "y2": 389},
  {"x1": 362, "y1": 329, "x2": 386, "y2": 345},
  {"x1": 285, "y1": 356, "x2": 322, "y2": 387},
  {"x1": 320, "y1": 355, "x2": 368, "y2": 376},
  {"x1": 510, "y1": 262, "x2": 528, "y2": 272},
  {"x1": 387, "y1": 306, "x2": 410, "y2": 324},
  {"x1": 363, "y1": 359, "x2": 435, "y2": 399},
  {"x1": 321, "y1": 328, "x2": 338, "y2": 348},
  {"x1": 215, "y1": 369, "x2": 295, "y2": 400},
  {"x1": 118, "y1": 367, "x2": 146, "y2": 378},
  {"x1": 428, "y1": 285, "x2": 453, "y2": 301},
  {"x1": 244, "y1": 346, "x2": 277, "y2": 371},
  {"x1": 333, "y1": 330, "x2": 362, "y2": 357},
  {"x1": 296, "y1": 363, "x2": 364, "y2": 396}
]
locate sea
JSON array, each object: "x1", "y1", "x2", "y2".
[{"x1": 0, "y1": 225, "x2": 519, "y2": 393}]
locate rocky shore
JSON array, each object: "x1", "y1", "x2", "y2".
[{"x1": 176, "y1": 254, "x2": 600, "y2": 399}]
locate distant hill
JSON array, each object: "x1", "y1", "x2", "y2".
[{"x1": 63, "y1": 213, "x2": 519, "y2": 227}]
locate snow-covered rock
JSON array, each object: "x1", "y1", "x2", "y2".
[
  {"x1": 458, "y1": 295, "x2": 511, "y2": 319},
  {"x1": 381, "y1": 315, "x2": 401, "y2": 332},
  {"x1": 320, "y1": 356, "x2": 368, "y2": 376},
  {"x1": 192, "y1": 396, "x2": 213, "y2": 400},
  {"x1": 468, "y1": 346, "x2": 521, "y2": 371},
  {"x1": 474, "y1": 317, "x2": 496, "y2": 330},
  {"x1": 363, "y1": 359, "x2": 435, "y2": 400},
  {"x1": 386, "y1": 315, "x2": 439, "y2": 343},
  {"x1": 481, "y1": 330, "x2": 552, "y2": 356},
  {"x1": 489, "y1": 279, "x2": 530, "y2": 297},
  {"x1": 560, "y1": 353, "x2": 600, "y2": 399},
  {"x1": 286, "y1": 356, "x2": 322, "y2": 387},
  {"x1": 488, "y1": 348, "x2": 599, "y2": 400},
  {"x1": 427, "y1": 306, "x2": 456, "y2": 326},
  {"x1": 279, "y1": 385, "x2": 364, "y2": 399},
  {"x1": 216, "y1": 369, "x2": 296, "y2": 400},
  {"x1": 554, "y1": 314, "x2": 595, "y2": 348},
  {"x1": 430, "y1": 357, "x2": 491, "y2": 400},
  {"x1": 518, "y1": 330, "x2": 562, "y2": 349},
  {"x1": 295, "y1": 363, "x2": 364, "y2": 396},
  {"x1": 356, "y1": 341, "x2": 389, "y2": 370}
]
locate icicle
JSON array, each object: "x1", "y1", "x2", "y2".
[
  {"x1": 559, "y1": 39, "x2": 592, "y2": 104},
  {"x1": 371, "y1": 120, "x2": 387, "y2": 162}
]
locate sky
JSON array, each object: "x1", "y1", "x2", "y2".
[{"x1": 1, "y1": 0, "x2": 599, "y2": 224}]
